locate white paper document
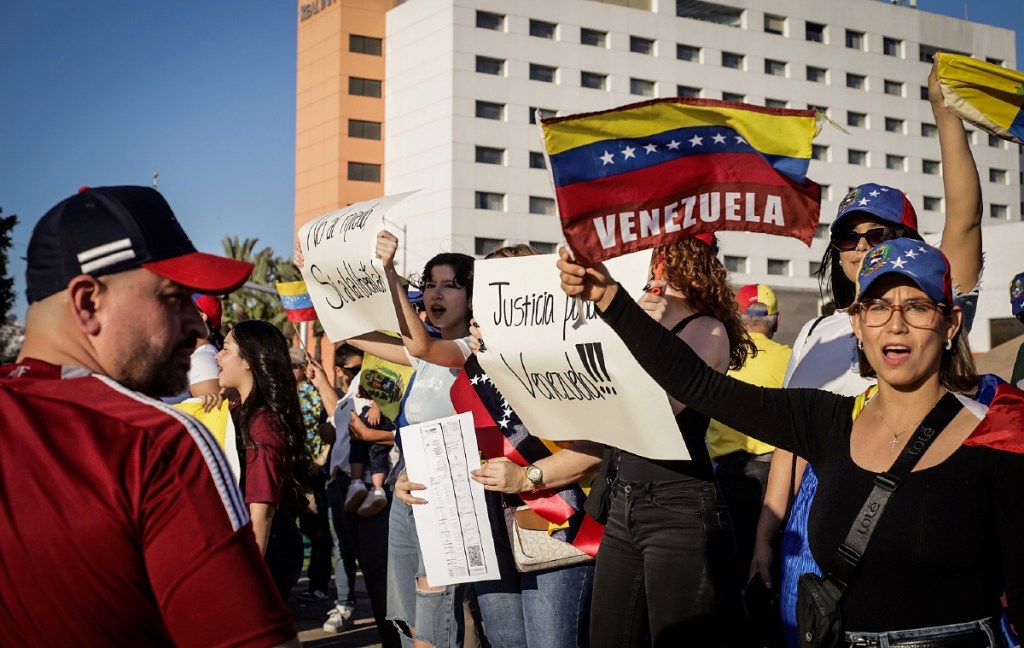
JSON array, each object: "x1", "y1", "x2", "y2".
[{"x1": 400, "y1": 412, "x2": 500, "y2": 585}]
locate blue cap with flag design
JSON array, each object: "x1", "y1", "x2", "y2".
[
  {"x1": 831, "y1": 183, "x2": 919, "y2": 234},
  {"x1": 855, "y1": 238, "x2": 952, "y2": 304},
  {"x1": 1010, "y1": 272, "x2": 1024, "y2": 318}
]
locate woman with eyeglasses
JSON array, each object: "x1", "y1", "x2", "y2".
[
  {"x1": 748, "y1": 58, "x2": 986, "y2": 647},
  {"x1": 558, "y1": 238, "x2": 1023, "y2": 646}
]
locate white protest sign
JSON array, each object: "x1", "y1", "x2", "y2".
[
  {"x1": 297, "y1": 192, "x2": 415, "y2": 342},
  {"x1": 401, "y1": 412, "x2": 501, "y2": 586},
  {"x1": 473, "y1": 252, "x2": 688, "y2": 460}
]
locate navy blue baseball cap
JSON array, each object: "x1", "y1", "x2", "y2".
[
  {"x1": 26, "y1": 186, "x2": 254, "y2": 303},
  {"x1": 831, "y1": 183, "x2": 919, "y2": 234},
  {"x1": 1010, "y1": 272, "x2": 1024, "y2": 318},
  {"x1": 855, "y1": 238, "x2": 952, "y2": 304}
]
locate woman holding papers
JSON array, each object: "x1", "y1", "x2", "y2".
[
  {"x1": 558, "y1": 238, "x2": 1024, "y2": 646},
  {"x1": 583, "y1": 235, "x2": 755, "y2": 646},
  {"x1": 215, "y1": 320, "x2": 311, "y2": 601},
  {"x1": 751, "y1": 58, "x2": 986, "y2": 647}
]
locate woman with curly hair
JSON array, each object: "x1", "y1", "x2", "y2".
[
  {"x1": 587, "y1": 234, "x2": 756, "y2": 646},
  {"x1": 216, "y1": 319, "x2": 312, "y2": 602}
]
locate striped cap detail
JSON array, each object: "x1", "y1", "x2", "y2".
[{"x1": 77, "y1": 238, "x2": 137, "y2": 274}]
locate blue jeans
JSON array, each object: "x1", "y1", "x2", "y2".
[
  {"x1": 590, "y1": 478, "x2": 734, "y2": 647},
  {"x1": 474, "y1": 492, "x2": 595, "y2": 647},
  {"x1": 845, "y1": 616, "x2": 1004, "y2": 647},
  {"x1": 386, "y1": 496, "x2": 464, "y2": 648}
]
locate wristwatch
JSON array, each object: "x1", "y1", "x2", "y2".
[{"x1": 524, "y1": 464, "x2": 544, "y2": 492}]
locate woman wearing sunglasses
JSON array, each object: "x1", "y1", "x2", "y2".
[
  {"x1": 749, "y1": 59, "x2": 985, "y2": 647},
  {"x1": 558, "y1": 238, "x2": 1023, "y2": 646}
]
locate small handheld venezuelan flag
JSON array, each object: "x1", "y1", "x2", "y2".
[
  {"x1": 936, "y1": 53, "x2": 1024, "y2": 145},
  {"x1": 539, "y1": 98, "x2": 822, "y2": 263},
  {"x1": 275, "y1": 280, "x2": 318, "y2": 323}
]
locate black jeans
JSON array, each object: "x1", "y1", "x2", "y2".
[
  {"x1": 298, "y1": 470, "x2": 334, "y2": 593},
  {"x1": 265, "y1": 512, "x2": 304, "y2": 603},
  {"x1": 591, "y1": 478, "x2": 735, "y2": 647}
]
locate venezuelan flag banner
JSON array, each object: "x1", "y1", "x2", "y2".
[
  {"x1": 541, "y1": 98, "x2": 822, "y2": 263},
  {"x1": 275, "y1": 280, "x2": 318, "y2": 323},
  {"x1": 360, "y1": 348, "x2": 415, "y2": 422},
  {"x1": 937, "y1": 53, "x2": 1024, "y2": 145}
]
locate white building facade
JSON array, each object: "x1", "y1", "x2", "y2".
[{"x1": 382, "y1": 0, "x2": 1020, "y2": 351}]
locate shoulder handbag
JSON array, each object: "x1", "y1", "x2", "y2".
[
  {"x1": 796, "y1": 392, "x2": 963, "y2": 648},
  {"x1": 503, "y1": 503, "x2": 593, "y2": 572}
]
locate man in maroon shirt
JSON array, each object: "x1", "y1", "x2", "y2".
[{"x1": 0, "y1": 186, "x2": 300, "y2": 647}]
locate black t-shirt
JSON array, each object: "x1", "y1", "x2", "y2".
[{"x1": 599, "y1": 286, "x2": 1024, "y2": 633}]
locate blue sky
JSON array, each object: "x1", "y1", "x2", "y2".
[{"x1": 1, "y1": 1, "x2": 1021, "y2": 321}]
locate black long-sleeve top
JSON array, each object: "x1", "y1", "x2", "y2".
[{"x1": 600, "y1": 286, "x2": 1024, "y2": 632}]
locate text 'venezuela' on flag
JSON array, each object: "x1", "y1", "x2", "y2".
[
  {"x1": 275, "y1": 280, "x2": 318, "y2": 323},
  {"x1": 540, "y1": 98, "x2": 822, "y2": 264},
  {"x1": 936, "y1": 53, "x2": 1024, "y2": 146}
]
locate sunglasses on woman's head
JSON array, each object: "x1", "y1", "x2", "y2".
[{"x1": 830, "y1": 226, "x2": 903, "y2": 252}]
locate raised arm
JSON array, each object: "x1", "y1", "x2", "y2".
[{"x1": 930, "y1": 56, "x2": 983, "y2": 293}]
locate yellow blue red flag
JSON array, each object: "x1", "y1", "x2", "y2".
[
  {"x1": 275, "y1": 280, "x2": 318, "y2": 323},
  {"x1": 937, "y1": 53, "x2": 1024, "y2": 145},
  {"x1": 540, "y1": 98, "x2": 822, "y2": 263}
]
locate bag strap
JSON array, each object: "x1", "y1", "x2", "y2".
[
  {"x1": 669, "y1": 312, "x2": 706, "y2": 336},
  {"x1": 826, "y1": 391, "x2": 963, "y2": 592}
]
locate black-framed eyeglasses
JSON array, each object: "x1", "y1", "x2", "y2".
[
  {"x1": 855, "y1": 299, "x2": 948, "y2": 328},
  {"x1": 831, "y1": 226, "x2": 903, "y2": 252},
  {"x1": 340, "y1": 366, "x2": 360, "y2": 377}
]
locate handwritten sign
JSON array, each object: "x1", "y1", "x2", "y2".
[
  {"x1": 297, "y1": 192, "x2": 415, "y2": 342},
  {"x1": 474, "y1": 252, "x2": 689, "y2": 460}
]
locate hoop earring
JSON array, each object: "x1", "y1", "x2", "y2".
[
  {"x1": 945, "y1": 338, "x2": 953, "y2": 351},
  {"x1": 857, "y1": 339, "x2": 863, "y2": 350}
]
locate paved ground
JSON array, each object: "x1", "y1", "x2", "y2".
[{"x1": 289, "y1": 574, "x2": 383, "y2": 648}]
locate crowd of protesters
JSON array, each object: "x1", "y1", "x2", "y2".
[{"x1": 3, "y1": 60, "x2": 1024, "y2": 648}]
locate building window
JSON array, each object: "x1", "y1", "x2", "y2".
[
  {"x1": 919, "y1": 43, "x2": 941, "y2": 63},
  {"x1": 476, "y1": 11, "x2": 503, "y2": 30},
  {"x1": 581, "y1": 71, "x2": 607, "y2": 90},
  {"x1": 885, "y1": 117, "x2": 905, "y2": 134},
  {"x1": 990, "y1": 168, "x2": 1007, "y2": 184},
  {"x1": 845, "y1": 29, "x2": 864, "y2": 50},
  {"x1": 529, "y1": 241, "x2": 558, "y2": 254},
  {"x1": 475, "y1": 192, "x2": 505, "y2": 211},
  {"x1": 805, "y1": 21, "x2": 825, "y2": 43},
  {"x1": 991, "y1": 204, "x2": 1008, "y2": 219},
  {"x1": 808, "y1": 104, "x2": 828, "y2": 116},
  {"x1": 349, "y1": 77, "x2": 382, "y2": 98},
  {"x1": 920, "y1": 85, "x2": 930, "y2": 100},
  {"x1": 631, "y1": 78, "x2": 656, "y2": 97},
  {"x1": 722, "y1": 92, "x2": 745, "y2": 102},
  {"x1": 347, "y1": 162, "x2": 381, "y2": 183},
  {"x1": 812, "y1": 144, "x2": 829, "y2": 161},
  {"x1": 814, "y1": 223, "x2": 830, "y2": 239},
  {"x1": 475, "y1": 237, "x2": 503, "y2": 256},
  {"x1": 846, "y1": 73, "x2": 865, "y2": 90},
  {"x1": 476, "y1": 101, "x2": 504, "y2": 120},
  {"x1": 886, "y1": 155, "x2": 905, "y2": 171},
  {"x1": 722, "y1": 51, "x2": 744, "y2": 69},
  {"x1": 986, "y1": 57, "x2": 1004, "y2": 66},
  {"x1": 529, "y1": 19, "x2": 556, "y2": 39},
  {"x1": 349, "y1": 35, "x2": 382, "y2": 56},
  {"x1": 677, "y1": 44, "x2": 700, "y2": 62},
  {"x1": 529, "y1": 196, "x2": 556, "y2": 215},
  {"x1": 475, "y1": 146, "x2": 505, "y2": 165},
  {"x1": 809, "y1": 260, "x2": 822, "y2": 276},
  {"x1": 677, "y1": 85, "x2": 700, "y2": 98},
  {"x1": 820, "y1": 184, "x2": 831, "y2": 200},
  {"x1": 806, "y1": 66, "x2": 827, "y2": 83},
  {"x1": 766, "y1": 98, "x2": 788, "y2": 108},
  {"x1": 529, "y1": 107, "x2": 556, "y2": 125},
  {"x1": 581, "y1": 28, "x2": 606, "y2": 47},
  {"x1": 476, "y1": 56, "x2": 504, "y2": 76},
  {"x1": 630, "y1": 36, "x2": 654, "y2": 55},
  {"x1": 922, "y1": 159, "x2": 940, "y2": 175},
  {"x1": 767, "y1": 259, "x2": 790, "y2": 276},
  {"x1": 348, "y1": 119, "x2": 381, "y2": 140},
  {"x1": 848, "y1": 149, "x2": 868, "y2": 166},
  {"x1": 676, "y1": 0, "x2": 743, "y2": 27},
  {"x1": 923, "y1": 196, "x2": 943, "y2": 211},
  {"x1": 529, "y1": 151, "x2": 546, "y2": 169},
  {"x1": 988, "y1": 133, "x2": 1004, "y2": 148},
  {"x1": 921, "y1": 123, "x2": 937, "y2": 138},
  {"x1": 883, "y1": 37, "x2": 903, "y2": 57},
  {"x1": 847, "y1": 111, "x2": 867, "y2": 128},
  {"x1": 884, "y1": 79, "x2": 904, "y2": 96},
  {"x1": 765, "y1": 59, "x2": 787, "y2": 77},
  {"x1": 764, "y1": 14, "x2": 785, "y2": 35},
  {"x1": 724, "y1": 255, "x2": 748, "y2": 273},
  {"x1": 529, "y1": 64, "x2": 557, "y2": 83}
]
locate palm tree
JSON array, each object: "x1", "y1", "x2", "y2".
[{"x1": 220, "y1": 236, "x2": 302, "y2": 334}]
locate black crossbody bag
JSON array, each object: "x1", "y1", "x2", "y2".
[{"x1": 797, "y1": 392, "x2": 963, "y2": 648}]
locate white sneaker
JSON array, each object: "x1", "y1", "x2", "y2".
[
  {"x1": 358, "y1": 488, "x2": 387, "y2": 517},
  {"x1": 322, "y1": 602, "x2": 355, "y2": 633},
  {"x1": 344, "y1": 481, "x2": 368, "y2": 512}
]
